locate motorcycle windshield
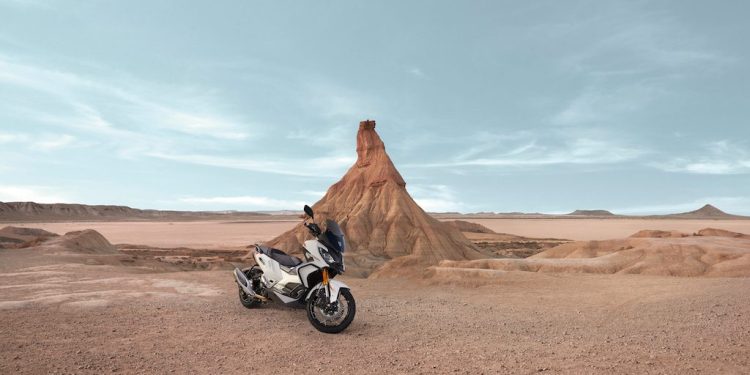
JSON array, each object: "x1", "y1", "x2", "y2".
[{"x1": 323, "y1": 219, "x2": 346, "y2": 253}]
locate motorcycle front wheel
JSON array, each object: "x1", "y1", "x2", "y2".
[{"x1": 306, "y1": 288, "x2": 356, "y2": 334}]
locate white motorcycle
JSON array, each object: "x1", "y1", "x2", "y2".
[{"x1": 233, "y1": 205, "x2": 356, "y2": 333}]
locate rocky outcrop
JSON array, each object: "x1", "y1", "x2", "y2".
[
  {"x1": 0, "y1": 226, "x2": 59, "y2": 248},
  {"x1": 45, "y1": 230, "x2": 118, "y2": 254},
  {"x1": 266, "y1": 120, "x2": 482, "y2": 277},
  {"x1": 630, "y1": 230, "x2": 689, "y2": 238}
]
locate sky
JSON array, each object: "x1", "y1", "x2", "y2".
[{"x1": 1, "y1": 1, "x2": 749, "y2": 215}]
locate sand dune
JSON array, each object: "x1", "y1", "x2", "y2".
[{"x1": 0, "y1": 226, "x2": 59, "y2": 248}]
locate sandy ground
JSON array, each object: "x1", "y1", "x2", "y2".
[
  {"x1": 6, "y1": 219, "x2": 750, "y2": 249},
  {"x1": 1, "y1": 260, "x2": 748, "y2": 374},
  {"x1": 3, "y1": 220, "x2": 297, "y2": 249},
  {"x1": 1, "y1": 221, "x2": 750, "y2": 374}
]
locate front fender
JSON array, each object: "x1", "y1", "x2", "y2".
[{"x1": 305, "y1": 279, "x2": 349, "y2": 304}]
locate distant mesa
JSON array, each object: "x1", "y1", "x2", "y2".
[
  {"x1": 567, "y1": 209, "x2": 615, "y2": 216},
  {"x1": 0, "y1": 201, "x2": 270, "y2": 222},
  {"x1": 666, "y1": 204, "x2": 739, "y2": 219},
  {"x1": 266, "y1": 120, "x2": 483, "y2": 277}
]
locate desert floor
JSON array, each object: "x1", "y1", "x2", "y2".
[
  {"x1": 2, "y1": 219, "x2": 749, "y2": 374},
  {"x1": 6, "y1": 218, "x2": 750, "y2": 248}
]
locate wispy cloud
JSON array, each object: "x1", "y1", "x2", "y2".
[
  {"x1": 178, "y1": 195, "x2": 305, "y2": 210},
  {"x1": 552, "y1": 7, "x2": 733, "y2": 129},
  {"x1": 33, "y1": 134, "x2": 77, "y2": 151},
  {"x1": 304, "y1": 82, "x2": 379, "y2": 120},
  {"x1": 0, "y1": 0, "x2": 50, "y2": 9},
  {"x1": 408, "y1": 184, "x2": 466, "y2": 213},
  {"x1": 561, "y1": 13, "x2": 732, "y2": 76},
  {"x1": 0, "y1": 55, "x2": 253, "y2": 141},
  {"x1": 0, "y1": 131, "x2": 77, "y2": 151},
  {"x1": 408, "y1": 67, "x2": 425, "y2": 78},
  {"x1": 0, "y1": 185, "x2": 70, "y2": 203},
  {"x1": 406, "y1": 130, "x2": 645, "y2": 169},
  {"x1": 551, "y1": 84, "x2": 660, "y2": 126},
  {"x1": 652, "y1": 140, "x2": 750, "y2": 175},
  {"x1": 147, "y1": 151, "x2": 355, "y2": 178}
]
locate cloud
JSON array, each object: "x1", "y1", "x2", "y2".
[
  {"x1": 551, "y1": 84, "x2": 659, "y2": 126},
  {"x1": 561, "y1": 12, "x2": 732, "y2": 76},
  {"x1": 0, "y1": 131, "x2": 76, "y2": 151},
  {"x1": 0, "y1": 55, "x2": 252, "y2": 141},
  {"x1": 551, "y1": 8, "x2": 733, "y2": 131},
  {"x1": 301, "y1": 190, "x2": 326, "y2": 198},
  {"x1": 179, "y1": 195, "x2": 304, "y2": 210},
  {"x1": 408, "y1": 67, "x2": 425, "y2": 78},
  {"x1": 0, "y1": 0, "x2": 50, "y2": 8},
  {"x1": 0, "y1": 132, "x2": 28, "y2": 143},
  {"x1": 408, "y1": 184, "x2": 466, "y2": 213},
  {"x1": 147, "y1": 151, "x2": 355, "y2": 178},
  {"x1": 0, "y1": 185, "x2": 70, "y2": 203},
  {"x1": 652, "y1": 140, "x2": 750, "y2": 175},
  {"x1": 407, "y1": 131, "x2": 645, "y2": 169},
  {"x1": 304, "y1": 82, "x2": 379, "y2": 120},
  {"x1": 33, "y1": 134, "x2": 76, "y2": 151}
]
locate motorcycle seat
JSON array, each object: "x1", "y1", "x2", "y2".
[{"x1": 257, "y1": 245, "x2": 302, "y2": 268}]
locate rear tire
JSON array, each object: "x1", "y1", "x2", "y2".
[
  {"x1": 306, "y1": 288, "x2": 356, "y2": 334},
  {"x1": 238, "y1": 267, "x2": 264, "y2": 309},
  {"x1": 238, "y1": 287, "x2": 261, "y2": 309}
]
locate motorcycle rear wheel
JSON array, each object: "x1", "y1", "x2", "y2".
[{"x1": 238, "y1": 268, "x2": 264, "y2": 309}]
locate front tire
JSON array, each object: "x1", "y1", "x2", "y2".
[{"x1": 306, "y1": 288, "x2": 356, "y2": 334}]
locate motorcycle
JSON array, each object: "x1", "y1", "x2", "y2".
[{"x1": 232, "y1": 205, "x2": 356, "y2": 333}]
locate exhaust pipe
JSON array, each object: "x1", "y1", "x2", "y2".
[{"x1": 233, "y1": 268, "x2": 268, "y2": 301}]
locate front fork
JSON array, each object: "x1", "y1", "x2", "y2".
[{"x1": 317, "y1": 268, "x2": 332, "y2": 307}]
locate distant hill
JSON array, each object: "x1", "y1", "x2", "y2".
[
  {"x1": 567, "y1": 209, "x2": 616, "y2": 217},
  {"x1": 664, "y1": 204, "x2": 744, "y2": 219},
  {"x1": 0, "y1": 201, "x2": 271, "y2": 222},
  {"x1": 443, "y1": 220, "x2": 496, "y2": 234}
]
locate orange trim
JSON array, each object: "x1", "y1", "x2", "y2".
[{"x1": 322, "y1": 268, "x2": 329, "y2": 285}]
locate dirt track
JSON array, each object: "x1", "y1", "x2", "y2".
[{"x1": 2, "y1": 258, "x2": 749, "y2": 374}]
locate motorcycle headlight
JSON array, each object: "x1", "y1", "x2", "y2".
[{"x1": 318, "y1": 247, "x2": 335, "y2": 264}]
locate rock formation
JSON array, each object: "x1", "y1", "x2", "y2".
[
  {"x1": 432, "y1": 228, "x2": 750, "y2": 279},
  {"x1": 266, "y1": 120, "x2": 483, "y2": 277}
]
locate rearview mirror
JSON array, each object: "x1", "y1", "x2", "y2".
[{"x1": 303, "y1": 205, "x2": 314, "y2": 218}]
